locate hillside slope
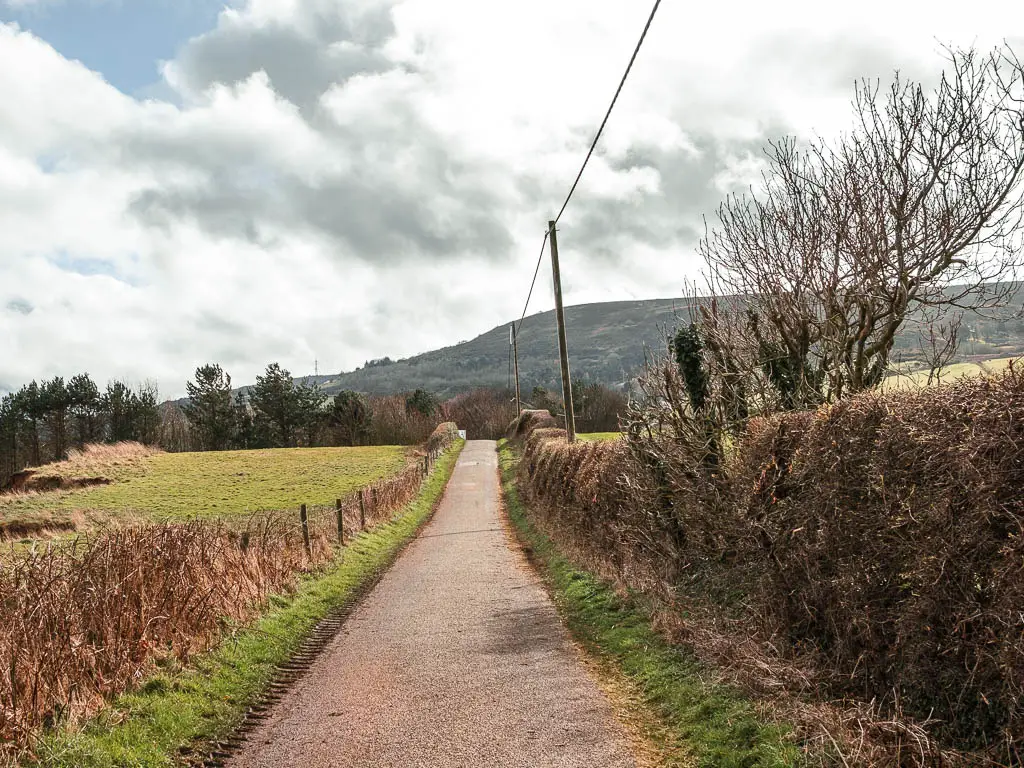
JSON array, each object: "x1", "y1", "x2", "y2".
[
  {"x1": 312, "y1": 299, "x2": 691, "y2": 398},
  {"x1": 300, "y1": 289, "x2": 1024, "y2": 398}
]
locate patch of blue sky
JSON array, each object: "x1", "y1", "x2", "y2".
[
  {"x1": 0, "y1": 0, "x2": 229, "y2": 97},
  {"x1": 35, "y1": 153, "x2": 58, "y2": 172},
  {"x1": 49, "y1": 251, "x2": 142, "y2": 286}
]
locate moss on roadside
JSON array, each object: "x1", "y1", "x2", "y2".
[
  {"x1": 27, "y1": 441, "x2": 464, "y2": 768},
  {"x1": 498, "y1": 439, "x2": 806, "y2": 768}
]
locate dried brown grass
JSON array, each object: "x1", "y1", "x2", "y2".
[
  {"x1": 2, "y1": 442, "x2": 162, "y2": 497},
  {"x1": 0, "y1": 517, "x2": 328, "y2": 753},
  {"x1": 506, "y1": 409, "x2": 559, "y2": 440},
  {"x1": 41, "y1": 442, "x2": 160, "y2": 479}
]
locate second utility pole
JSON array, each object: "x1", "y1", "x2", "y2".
[
  {"x1": 511, "y1": 324, "x2": 522, "y2": 417},
  {"x1": 548, "y1": 220, "x2": 576, "y2": 443}
]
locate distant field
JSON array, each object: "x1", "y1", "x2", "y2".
[
  {"x1": 0, "y1": 444, "x2": 408, "y2": 538},
  {"x1": 578, "y1": 432, "x2": 622, "y2": 443},
  {"x1": 883, "y1": 356, "x2": 1019, "y2": 390}
]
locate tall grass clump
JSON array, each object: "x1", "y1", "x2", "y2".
[{"x1": 0, "y1": 518, "x2": 327, "y2": 751}]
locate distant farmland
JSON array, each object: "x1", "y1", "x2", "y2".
[{"x1": 884, "y1": 355, "x2": 1020, "y2": 390}]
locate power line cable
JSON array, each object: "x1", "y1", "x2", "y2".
[
  {"x1": 513, "y1": 0, "x2": 663, "y2": 366},
  {"x1": 516, "y1": 230, "x2": 550, "y2": 336},
  {"x1": 554, "y1": 0, "x2": 663, "y2": 225}
]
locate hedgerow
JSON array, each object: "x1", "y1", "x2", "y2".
[{"x1": 512, "y1": 372, "x2": 1024, "y2": 765}]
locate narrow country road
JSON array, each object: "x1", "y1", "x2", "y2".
[{"x1": 225, "y1": 440, "x2": 637, "y2": 768}]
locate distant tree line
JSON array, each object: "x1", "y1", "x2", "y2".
[
  {"x1": 359, "y1": 357, "x2": 395, "y2": 370},
  {"x1": 173, "y1": 362, "x2": 367, "y2": 452},
  {"x1": 0, "y1": 376, "x2": 160, "y2": 488},
  {"x1": 0, "y1": 359, "x2": 629, "y2": 487},
  {"x1": 170, "y1": 363, "x2": 627, "y2": 450}
]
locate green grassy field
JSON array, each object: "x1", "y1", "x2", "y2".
[
  {"x1": 578, "y1": 432, "x2": 622, "y2": 442},
  {"x1": 0, "y1": 445, "x2": 408, "y2": 536}
]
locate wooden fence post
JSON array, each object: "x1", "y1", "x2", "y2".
[
  {"x1": 300, "y1": 504, "x2": 311, "y2": 556},
  {"x1": 424, "y1": 454, "x2": 429, "y2": 476},
  {"x1": 336, "y1": 498, "x2": 344, "y2": 544},
  {"x1": 359, "y1": 490, "x2": 366, "y2": 529}
]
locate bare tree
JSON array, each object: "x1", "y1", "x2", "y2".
[
  {"x1": 158, "y1": 401, "x2": 194, "y2": 453},
  {"x1": 701, "y1": 45, "x2": 1024, "y2": 406},
  {"x1": 920, "y1": 312, "x2": 963, "y2": 386}
]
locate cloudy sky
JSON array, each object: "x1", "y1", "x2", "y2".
[{"x1": 1, "y1": 0, "x2": 1021, "y2": 397}]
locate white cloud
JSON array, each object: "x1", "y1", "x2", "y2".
[{"x1": 1, "y1": 1, "x2": 1022, "y2": 396}]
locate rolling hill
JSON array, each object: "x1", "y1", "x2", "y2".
[
  {"x1": 310, "y1": 299, "x2": 692, "y2": 398},
  {"x1": 300, "y1": 289, "x2": 1024, "y2": 399}
]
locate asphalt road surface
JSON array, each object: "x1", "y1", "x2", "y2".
[{"x1": 225, "y1": 440, "x2": 637, "y2": 768}]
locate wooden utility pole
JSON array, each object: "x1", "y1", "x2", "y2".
[
  {"x1": 548, "y1": 220, "x2": 576, "y2": 443},
  {"x1": 510, "y1": 324, "x2": 522, "y2": 417}
]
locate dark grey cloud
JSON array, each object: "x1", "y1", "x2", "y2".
[
  {"x1": 119, "y1": 1, "x2": 516, "y2": 266},
  {"x1": 128, "y1": 153, "x2": 513, "y2": 263},
  {"x1": 5, "y1": 297, "x2": 33, "y2": 315},
  {"x1": 130, "y1": 182, "x2": 268, "y2": 244},
  {"x1": 290, "y1": 170, "x2": 513, "y2": 259},
  {"x1": 560, "y1": 135, "x2": 766, "y2": 267},
  {"x1": 170, "y1": 3, "x2": 398, "y2": 113}
]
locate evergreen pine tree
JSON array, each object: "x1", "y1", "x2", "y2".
[
  {"x1": 42, "y1": 377, "x2": 71, "y2": 459},
  {"x1": 103, "y1": 381, "x2": 134, "y2": 442},
  {"x1": 182, "y1": 365, "x2": 236, "y2": 450},
  {"x1": 17, "y1": 382, "x2": 44, "y2": 465},
  {"x1": 68, "y1": 373, "x2": 101, "y2": 448},
  {"x1": 249, "y1": 363, "x2": 301, "y2": 448}
]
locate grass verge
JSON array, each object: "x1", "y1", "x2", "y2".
[
  {"x1": 26, "y1": 440, "x2": 464, "y2": 768},
  {"x1": 497, "y1": 440, "x2": 806, "y2": 768}
]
